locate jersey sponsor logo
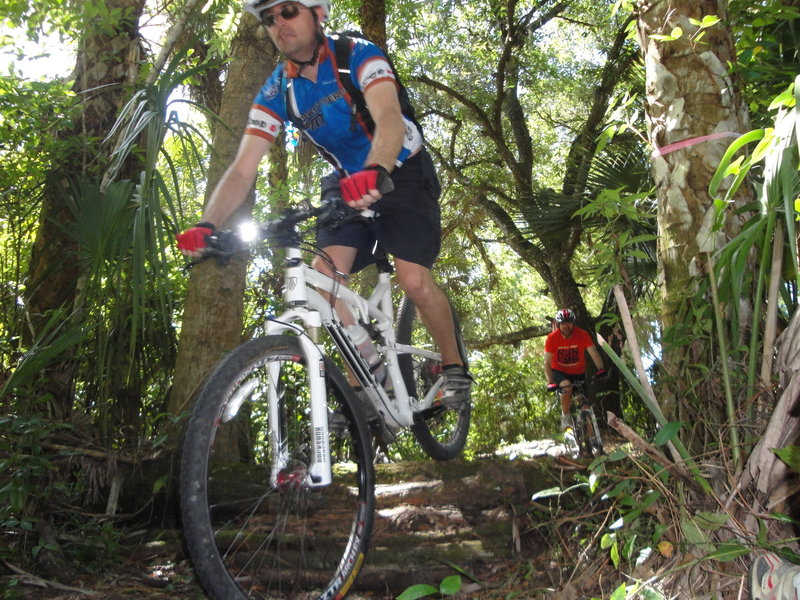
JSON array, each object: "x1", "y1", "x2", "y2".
[
  {"x1": 403, "y1": 120, "x2": 422, "y2": 148},
  {"x1": 261, "y1": 80, "x2": 280, "y2": 102},
  {"x1": 246, "y1": 106, "x2": 281, "y2": 137},
  {"x1": 557, "y1": 346, "x2": 580, "y2": 367},
  {"x1": 297, "y1": 88, "x2": 346, "y2": 131},
  {"x1": 358, "y1": 57, "x2": 395, "y2": 91}
]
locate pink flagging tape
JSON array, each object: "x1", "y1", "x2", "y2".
[{"x1": 651, "y1": 132, "x2": 740, "y2": 157}]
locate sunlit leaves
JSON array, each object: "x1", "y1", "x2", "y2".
[
  {"x1": 397, "y1": 575, "x2": 462, "y2": 599},
  {"x1": 773, "y1": 445, "x2": 800, "y2": 473},
  {"x1": 652, "y1": 421, "x2": 683, "y2": 447}
]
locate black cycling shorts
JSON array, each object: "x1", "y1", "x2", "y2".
[
  {"x1": 316, "y1": 149, "x2": 442, "y2": 274},
  {"x1": 552, "y1": 370, "x2": 585, "y2": 385}
]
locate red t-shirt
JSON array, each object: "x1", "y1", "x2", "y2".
[{"x1": 545, "y1": 327, "x2": 595, "y2": 375}]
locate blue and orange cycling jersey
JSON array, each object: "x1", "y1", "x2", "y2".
[{"x1": 246, "y1": 35, "x2": 423, "y2": 174}]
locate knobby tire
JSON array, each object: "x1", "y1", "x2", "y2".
[
  {"x1": 180, "y1": 335, "x2": 375, "y2": 600},
  {"x1": 574, "y1": 406, "x2": 604, "y2": 459},
  {"x1": 396, "y1": 295, "x2": 471, "y2": 461}
]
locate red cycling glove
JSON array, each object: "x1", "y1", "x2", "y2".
[
  {"x1": 595, "y1": 368, "x2": 607, "y2": 379},
  {"x1": 547, "y1": 382, "x2": 559, "y2": 392},
  {"x1": 177, "y1": 222, "x2": 216, "y2": 252},
  {"x1": 339, "y1": 165, "x2": 394, "y2": 204}
]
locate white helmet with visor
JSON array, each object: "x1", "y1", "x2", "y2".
[{"x1": 244, "y1": 0, "x2": 330, "y2": 20}]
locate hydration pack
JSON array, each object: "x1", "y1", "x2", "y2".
[{"x1": 283, "y1": 31, "x2": 424, "y2": 139}]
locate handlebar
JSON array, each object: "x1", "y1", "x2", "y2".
[
  {"x1": 548, "y1": 381, "x2": 586, "y2": 394},
  {"x1": 198, "y1": 196, "x2": 371, "y2": 260}
]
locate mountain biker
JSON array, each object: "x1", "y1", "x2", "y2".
[
  {"x1": 176, "y1": 0, "x2": 472, "y2": 404},
  {"x1": 544, "y1": 308, "x2": 606, "y2": 432}
]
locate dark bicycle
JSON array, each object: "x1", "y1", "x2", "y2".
[{"x1": 552, "y1": 381, "x2": 604, "y2": 459}]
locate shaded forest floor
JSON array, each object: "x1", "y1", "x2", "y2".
[{"x1": 1, "y1": 437, "x2": 636, "y2": 600}]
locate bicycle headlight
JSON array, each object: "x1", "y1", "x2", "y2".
[{"x1": 238, "y1": 221, "x2": 258, "y2": 243}]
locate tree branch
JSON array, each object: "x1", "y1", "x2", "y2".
[{"x1": 468, "y1": 324, "x2": 552, "y2": 350}]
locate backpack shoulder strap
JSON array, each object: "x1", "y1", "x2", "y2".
[
  {"x1": 280, "y1": 69, "x2": 304, "y2": 132},
  {"x1": 331, "y1": 32, "x2": 424, "y2": 138},
  {"x1": 331, "y1": 33, "x2": 374, "y2": 132},
  {"x1": 332, "y1": 34, "x2": 362, "y2": 102}
]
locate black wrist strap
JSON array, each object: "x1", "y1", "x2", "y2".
[
  {"x1": 195, "y1": 221, "x2": 216, "y2": 231},
  {"x1": 365, "y1": 164, "x2": 390, "y2": 177}
]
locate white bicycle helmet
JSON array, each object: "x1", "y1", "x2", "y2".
[
  {"x1": 555, "y1": 308, "x2": 576, "y2": 323},
  {"x1": 244, "y1": 0, "x2": 330, "y2": 20}
]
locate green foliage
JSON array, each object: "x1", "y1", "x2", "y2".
[
  {"x1": 2, "y1": 43, "x2": 224, "y2": 442},
  {"x1": 0, "y1": 0, "x2": 78, "y2": 43},
  {"x1": 397, "y1": 574, "x2": 462, "y2": 599},
  {"x1": 0, "y1": 414, "x2": 128, "y2": 572},
  {"x1": 530, "y1": 443, "x2": 758, "y2": 596},
  {"x1": 573, "y1": 186, "x2": 656, "y2": 290},
  {"x1": 0, "y1": 74, "x2": 79, "y2": 373},
  {"x1": 0, "y1": 308, "x2": 86, "y2": 398},
  {"x1": 730, "y1": 0, "x2": 800, "y2": 122},
  {"x1": 0, "y1": 415, "x2": 68, "y2": 557},
  {"x1": 773, "y1": 445, "x2": 800, "y2": 472},
  {"x1": 466, "y1": 344, "x2": 552, "y2": 455},
  {"x1": 708, "y1": 76, "x2": 800, "y2": 403}
]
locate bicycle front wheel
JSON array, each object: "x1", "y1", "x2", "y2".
[
  {"x1": 577, "y1": 408, "x2": 603, "y2": 458},
  {"x1": 397, "y1": 295, "x2": 471, "y2": 461},
  {"x1": 180, "y1": 335, "x2": 375, "y2": 600},
  {"x1": 583, "y1": 407, "x2": 605, "y2": 457}
]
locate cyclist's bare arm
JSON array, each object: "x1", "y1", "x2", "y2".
[
  {"x1": 362, "y1": 79, "x2": 405, "y2": 175},
  {"x1": 543, "y1": 352, "x2": 555, "y2": 383},
  {"x1": 586, "y1": 344, "x2": 604, "y2": 372},
  {"x1": 201, "y1": 133, "x2": 274, "y2": 227}
]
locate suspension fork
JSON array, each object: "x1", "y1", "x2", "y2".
[{"x1": 266, "y1": 310, "x2": 333, "y2": 488}]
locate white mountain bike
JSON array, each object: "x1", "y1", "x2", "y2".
[{"x1": 180, "y1": 195, "x2": 471, "y2": 600}]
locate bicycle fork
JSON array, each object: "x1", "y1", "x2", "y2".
[{"x1": 265, "y1": 313, "x2": 333, "y2": 489}]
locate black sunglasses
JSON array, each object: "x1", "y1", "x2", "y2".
[{"x1": 262, "y1": 4, "x2": 301, "y2": 27}]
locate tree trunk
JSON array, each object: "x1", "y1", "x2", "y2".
[
  {"x1": 634, "y1": 0, "x2": 753, "y2": 419},
  {"x1": 359, "y1": 0, "x2": 387, "y2": 50},
  {"x1": 23, "y1": 0, "x2": 147, "y2": 418},
  {"x1": 169, "y1": 19, "x2": 279, "y2": 423}
]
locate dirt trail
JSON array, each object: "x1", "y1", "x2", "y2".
[{"x1": 3, "y1": 440, "x2": 578, "y2": 599}]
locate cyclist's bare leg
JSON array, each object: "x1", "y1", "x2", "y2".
[
  {"x1": 311, "y1": 246, "x2": 358, "y2": 325},
  {"x1": 394, "y1": 258, "x2": 462, "y2": 366},
  {"x1": 558, "y1": 380, "x2": 573, "y2": 415}
]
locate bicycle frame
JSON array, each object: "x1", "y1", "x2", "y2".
[
  {"x1": 264, "y1": 245, "x2": 442, "y2": 488},
  {"x1": 554, "y1": 381, "x2": 603, "y2": 457}
]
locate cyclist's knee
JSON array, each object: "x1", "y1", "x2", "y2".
[
  {"x1": 311, "y1": 258, "x2": 340, "y2": 285},
  {"x1": 396, "y1": 265, "x2": 437, "y2": 301},
  {"x1": 311, "y1": 255, "x2": 329, "y2": 274},
  {"x1": 312, "y1": 248, "x2": 354, "y2": 278}
]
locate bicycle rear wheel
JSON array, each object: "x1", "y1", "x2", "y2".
[
  {"x1": 397, "y1": 295, "x2": 471, "y2": 461},
  {"x1": 181, "y1": 335, "x2": 375, "y2": 600}
]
